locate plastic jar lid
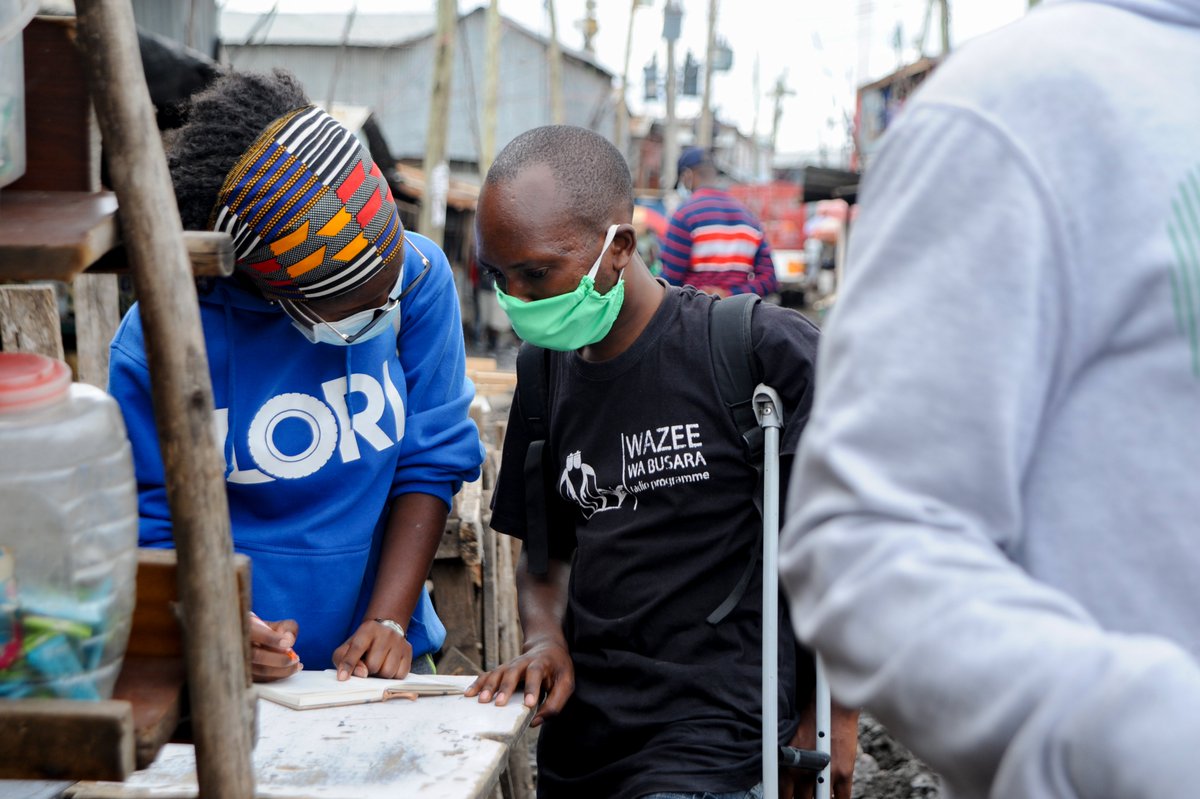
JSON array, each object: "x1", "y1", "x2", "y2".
[{"x1": 0, "y1": 352, "x2": 72, "y2": 412}]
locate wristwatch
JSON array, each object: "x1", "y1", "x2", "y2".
[{"x1": 373, "y1": 618, "x2": 406, "y2": 639}]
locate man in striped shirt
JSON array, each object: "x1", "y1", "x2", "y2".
[{"x1": 661, "y1": 147, "x2": 780, "y2": 298}]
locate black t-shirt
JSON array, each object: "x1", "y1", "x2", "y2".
[{"x1": 491, "y1": 285, "x2": 820, "y2": 799}]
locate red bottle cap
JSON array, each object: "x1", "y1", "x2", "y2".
[{"x1": 0, "y1": 352, "x2": 71, "y2": 412}]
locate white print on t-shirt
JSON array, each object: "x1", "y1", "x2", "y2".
[
  {"x1": 621, "y1": 423, "x2": 710, "y2": 494},
  {"x1": 556, "y1": 423, "x2": 713, "y2": 517},
  {"x1": 212, "y1": 362, "x2": 405, "y2": 483},
  {"x1": 559, "y1": 451, "x2": 635, "y2": 519}
]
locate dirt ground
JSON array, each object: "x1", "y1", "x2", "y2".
[{"x1": 852, "y1": 714, "x2": 942, "y2": 799}]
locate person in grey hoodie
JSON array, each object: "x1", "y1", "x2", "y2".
[{"x1": 778, "y1": 1, "x2": 1200, "y2": 797}]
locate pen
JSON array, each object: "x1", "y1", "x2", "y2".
[{"x1": 249, "y1": 612, "x2": 299, "y2": 661}]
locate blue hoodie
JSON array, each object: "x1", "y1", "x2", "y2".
[{"x1": 109, "y1": 233, "x2": 483, "y2": 666}]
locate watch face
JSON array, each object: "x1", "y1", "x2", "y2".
[{"x1": 374, "y1": 618, "x2": 405, "y2": 638}]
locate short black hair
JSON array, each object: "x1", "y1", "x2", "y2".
[
  {"x1": 166, "y1": 69, "x2": 310, "y2": 231},
  {"x1": 485, "y1": 125, "x2": 633, "y2": 234}
]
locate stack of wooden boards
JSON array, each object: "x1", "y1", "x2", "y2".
[{"x1": 432, "y1": 354, "x2": 533, "y2": 799}]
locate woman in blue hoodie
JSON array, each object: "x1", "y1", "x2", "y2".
[{"x1": 109, "y1": 70, "x2": 483, "y2": 681}]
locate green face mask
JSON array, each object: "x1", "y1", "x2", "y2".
[{"x1": 495, "y1": 224, "x2": 625, "y2": 351}]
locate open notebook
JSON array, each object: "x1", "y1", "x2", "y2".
[{"x1": 257, "y1": 669, "x2": 478, "y2": 710}]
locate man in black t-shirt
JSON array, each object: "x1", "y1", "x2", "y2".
[{"x1": 465, "y1": 126, "x2": 858, "y2": 799}]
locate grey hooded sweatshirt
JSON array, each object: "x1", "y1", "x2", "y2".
[{"x1": 779, "y1": 2, "x2": 1200, "y2": 797}]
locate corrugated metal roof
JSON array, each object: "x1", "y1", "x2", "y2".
[
  {"x1": 132, "y1": 0, "x2": 219, "y2": 54},
  {"x1": 220, "y1": 7, "x2": 612, "y2": 78},
  {"x1": 220, "y1": 11, "x2": 435, "y2": 47}
]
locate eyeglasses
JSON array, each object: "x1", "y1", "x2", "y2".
[{"x1": 279, "y1": 235, "x2": 433, "y2": 345}]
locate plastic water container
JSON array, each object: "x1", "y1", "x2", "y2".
[
  {"x1": 0, "y1": 353, "x2": 139, "y2": 700},
  {"x1": 0, "y1": 0, "x2": 37, "y2": 188}
]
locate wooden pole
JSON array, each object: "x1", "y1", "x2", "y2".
[
  {"x1": 420, "y1": 0, "x2": 458, "y2": 249},
  {"x1": 326, "y1": 5, "x2": 357, "y2": 111},
  {"x1": 697, "y1": 0, "x2": 718, "y2": 149},
  {"x1": 72, "y1": 3, "x2": 254, "y2": 798},
  {"x1": 662, "y1": 24, "x2": 679, "y2": 192},
  {"x1": 769, "y1": 72, "x2": 794, "y2": 158},
  {"x1": 939, "y1": 0, "x2": 951, "y2": 53},
  {"x1": 546, "y1": 0, "x2": 564, "y2": 125},
  {"x1": 614, "y1": 0, "x2": 638, "y2": 159},
  {"x1": 918, "y1": 0, "x2": 934, "y2": 56},
  {"x1": 480, "y1": 0, "x2": 501, "y2": 178}
]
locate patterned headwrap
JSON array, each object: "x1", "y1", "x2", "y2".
[{"x1": 210, "y1": 105, "x2": 404, "y2": 300}]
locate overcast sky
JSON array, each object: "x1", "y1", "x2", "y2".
[{"x1": 220, "y1": 0, "x2": 1032, "y2": 160}]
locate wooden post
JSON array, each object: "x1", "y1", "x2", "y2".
[
  {"x1": 662, "y1": 29, "x2": 679, "y2": 192},
  {"x1": 545, "y1": 0, "x2": 564, "y2": 124},
  {"x1": 420, "y1": 0, "x2": 458, "y2": 249},
  {"x1": 0, "y1": 285, "x2": 64, "y2": 360},
  {"x1": 696, "y1": 0, "x2": 718, "y2": 149},
  {"x1": 72, "y1": 273, "x2": 120, "y2": 387},
  {"x1": 615, "y1": 0, "x2": 638, "y2": 158},
  {"x1": 769, "y1": 73, "x2": 795, "y2": 159},
  {"x1": 481, "y1": 523, "x2": 500, "y2": 671},
  {"x1": 480, "y1": 0, "x2": 501, "y2": 178},
  {"x1": 72, "y1": 2, "x2": 254, "y2": 798},
  {"x1": 939, "y1": 0, "x2": 952, "y2": 53}
]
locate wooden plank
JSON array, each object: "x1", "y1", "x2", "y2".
[
  {"x1": 0, "y1": 192, "x2": 119, "y2": 282},
  {"x1": 181, "y1": 232, "x2": 236, "y2": 278},
  {"x1": 436, "y1": 645, "x2": 482, "y2": 676},
  {"x1": 72, "y1": 273, "x2": 120, "y2": 387},
  {"x1": 0, "y1": 192, "x2": 233, "y2": 283},
  {"x1": 70, "y1": 696, "x2": 532, "y2": 799},
  {"x1": 0, "y1": 781, "x2": 73, "y2": 799},
  {"x1": 494, "y1": 534, "x2": 534, "y2": 799},
  {"x1": 466, "y1": 356, "x2": 498, "y2": 372},
  {"x1": 10, "y1": 16, "x2": 101, "y2": 193},
  {"x1": 0, "y1": 700, "x2": 134, "y2": 782},
  {"x1": 89, "y1": 232, "x2": 236, "y2": 278},
  {"x1": 0, "y1": 284, "x2": 65, "y2": 360},
  {"x1": 111, "y1": 656, "x2": 187, "y2": 770},
  {"x1": 430, "y1": 561, "x2": 482, "y2": 669},
  {"x1": 74, "y1": 3, "x2": 255, "y2": 796},
  {"x1": 125, "y1": 549, "x2": 252, "y2": 660},
  {"x1": 435, "y1": 519, "x2": 461, "y2": 560},
  {"x1": 481, "y1": 522, "x2": 500, "y2": 671}
]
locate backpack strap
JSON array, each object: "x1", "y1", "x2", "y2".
[
  {"x1": 710, "y1": 293, "x2": 764, "y2": 464},
  {"x1": 706, "y1": 293, "x2": 764, "y2": 625},
  {"x1": 516, "y1": 343, "x2": 553, "y2": 576}
]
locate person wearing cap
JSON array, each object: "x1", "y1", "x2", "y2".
[
  {"x1": 661, "y1": 147, "x2": 780, "y2": 299},
  {"x1": 107, "y1": 70, "x2": 483, "y2": 681}
]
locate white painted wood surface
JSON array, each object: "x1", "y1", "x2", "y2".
[
  {"x1": 66, "y1": 694, "x2": 532, "y2": 799},
  {"x1": 0, "y1": 782, "x2": 72, "y2": 799}
]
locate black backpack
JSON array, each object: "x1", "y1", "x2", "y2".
[{"x1": 515, "y1": 293, "x2": 766, "y2": 624}]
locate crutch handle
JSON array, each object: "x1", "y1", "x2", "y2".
[{"x1": 779, "y1": 746, "x2": 832, "y2": 772}]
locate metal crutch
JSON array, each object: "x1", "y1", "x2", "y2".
[{"x1": 755, "y1": 385, "x2": 831, "y2": 799}]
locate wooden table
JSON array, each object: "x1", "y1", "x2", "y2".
[{"x1": 60, "y1": 695, "x2": 532, "y2": 799}]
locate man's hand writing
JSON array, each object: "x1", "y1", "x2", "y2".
[{"x1": 249, "y1": 614, "x2": 301, "y2": 683}]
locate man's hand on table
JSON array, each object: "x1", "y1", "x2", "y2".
[
  {"x1": 464, "y1": 640, "x2": 574, "y2": 727},
  {"x1": 332, "y1": 618, "x2": 413, "y2": 680}
]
